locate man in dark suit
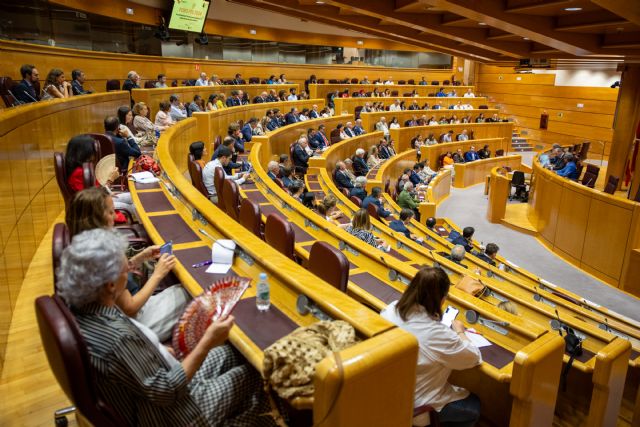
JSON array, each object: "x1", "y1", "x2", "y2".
[
  {"x1": 292, "y1": 137, "x2": 312, "y2": 174},
  {"x1": 450, "y1": 226, "x2": 475, "y2": 252},
  {"x1": 266, "y1": 111, "x2": 280, "y2": 131},
  {"x1": 267, "y1": 160, "x2": 280, "y2": 181},
  {"x1": 389, "y1": 209, "x2": 417, "y2": 239},
  {"x1": 227, "y1": 122, "x2": 246, "y2": 153},
  {"x1": 353, "y1": 119, "x2": 366, "y2": 136},
  {"x1": 241, "y1": 118, "x2": 258, "y2": 143},
  {"x1": 344, "y1": 122, "x2": 356, "y2": 138},
  {"x1": 409, "y1": 165, "x2": 422, "y2": 186},
  {"x1": 273, "y1": 109, "x2": 285, "y2": 127},
  {"x1": 232, "y1": 73, "x2": 243, "y2": 85},
  {"x1": 314, "y1": 124, "x2": 330, "y2": 148},
  {"x1": 334, "y1": 162, "x2": 354, "y2": 189},
  {"x1": 352, "y1": 148, "x2": 369, "y2": 177},
  {"x1": 253, "y1": 91, "x2": 268, "y2": 103},
  {"x1": 349, "y1": 176, "x2": 367, "y2": 201},
  {"x1": 362, "y1": 187, "x2": 392, "y2": 219},
  {"x1": 104, "y1": 116, "x2": 141, "y2": 173},
  {"x1": 122, "y1": 71, "x2": 140, "y2": 92},
  {"x1": 266, "y1": 89, "x2": 278, "y2": 102},
  {"x1": 475, "y1": 243, "x2": 499, "y2": 266},
  {"x1": 13, "y1": 64, "x2": 39, "y2": 104},
  {"x1": 238, "y1": 90, "x2": 249, "y2": 105},
  {"x1": 71, "y1": 69, "x2": 92, "y2": 95},
  {"x1": 378, "y1": 139, "x2": 393, "y2": 159},
  {"x1": 226, "y1": 90, "x2": 241, "y2": 107},
  {"x1": 309, "y1": 105, "x2": 320, "y2": 119},
  {"x1": 464, "y1": 145, "x2": 480, "y2": 162},
  {"x1": 285, "y1": 108, "x2": 300, "y2": 125}
]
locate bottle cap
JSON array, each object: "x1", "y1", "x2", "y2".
[{"x1": 259, "y1": 272, "x2": 267, "y2": 281}]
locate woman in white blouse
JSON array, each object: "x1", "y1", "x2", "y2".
[
  {"x1": 381, "y1": 267, "x2": 482, "y2": 427},
  {"x1": 154, "y1": 100, "x2": 174, "y2": 133},
  {"x1": 389, "y1": 117, "x2": 401, "y2": 129}
]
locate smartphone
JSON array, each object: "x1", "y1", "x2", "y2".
[
  {"x1": 160, "y1": 241, "x2": 173, "y2": 256},
  {"x1": 441, "y1": 305, "x2": 459, "y2": 327}
]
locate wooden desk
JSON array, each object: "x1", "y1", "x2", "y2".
[
  {"x1": 454, "y1": 155, "x2": 522, "y2": 188},
  {"x1": 487, "y1": 166, "x2": 513, "y2": 223},
  {"x1": 132, "y1": 84, "x2": 298, "y2": 117},
  {"x1": 360, "y1": 109, "x2": 499, "y2": 133},
  {"x1": 390, "y1": 122, "x2": 514, "y2": 152},
  {"x1": 421, "y1": 138, "x2": 507, "y2": 170},
  {"x1": 333, "y1": 96, "x2": 489, "y2": 115},
  {"x1": 309, "y1": 84, "x2": 475, "y2": 102}
]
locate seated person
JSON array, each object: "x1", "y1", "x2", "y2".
[
  {"x1": 397, "y1": 182, "x2": 421, "y2": 222},
  {"x1": 292, "y1": 136, "x2": 315, "y2": 174},
  {"x1": 367, "y1": 146, "x2": 382, "y2": 169},
  {"x1": 448, "y1": 244, "x2": 468, "y2": 268},
  {"x1": 417, "y1": 161, "x2": 437, "y2": 182},
  {"x1": 104, "y1": 116, "x2": 141, "y2": 173},
  {"x1": 188, "y1": 94, "x2": 203, "y2": 115},
  {"x1": 378, "y1": 139, "x2": 394, "y2": 159},
  {"x1": 349, "y1": 176, "x2": 368, "y2": 202},
  {"x1": 475, "y1": 243, "x2": 499, "y2": 267},
  {"x1": 155, "y1": 101, "x2": 174, "y2": 132},
  {"x1": 352, "y1": 148, "x2": 369, "y2": 177},
  {"x1": 189, "y1": 141, "x2": 207, "y2": 169},
  {"x1": 281, "y1": 167, "x2": 295, "y2": 188},
  {"x1": 64, "y1": 134, "x2": 135, "y2": 218},
  {"x1": 362, "y1": 187, "x2": 392, "y2": 219},
  {"x1": 66, "y1": 188, "x2": 190, "y2": 341},
  {"x1": 389, "y1": 209, "x2": 419, "y2": 240},
  {"x1": 202, "y1": 146, "x2": 249, "y2": 204},
  {"x1": 426, "y1": 217, "x2": 436, "y2": 232},
  {"x1": 478, "y1": 145, "x2": 491, "y2": 159},
  {"x1": 334, "y1": 161, "x2": 355, "y2": 189},
  {"x1": 169, "y1": 94, "x2": 187, "y2": 122},
  {"x1": 132, "y1": 102, "x2": 160, "y2": 144},
  {"x1": 267, "y1": 160, "x2": 280, "y2": 180},
  {"x1": 57, "y1": 228, "x2": 272, "y2": 426},
  {"x1": 228, "y1": 122, "x2": 247, "y2": 153},
  {"x1": 555, "y1": 153, "x2": 579, "y2": 179},
  {"x1": 442, "y1": 130, "x2": 454, "y2": 143},
  {"x1": 409, "y1": 165, "x2": 423, "y2": 186},
  {"x1": 452, "y1": 149, "x2": 465, "y2": 163},
  {"x1": 442, "y1": 152, "x2": 454, "y2": 168},
  {"x1": 241, "y1": 118, "x2": 258, "y2": 143},
  {"x1": 464, "y1": 146, "x2": 480, "y2": 162},
  {"x1": 451, "y1": 226, "x2": 475, "y2": 252},
  {"x1": 288, "y1": 180, "x2": 315, "y2": 208},
  {"x1": 457, "y1": 130, "x2": 469, "y2": 141},
  {"x1": 212, "y1": 136, "x2": 242, "y2": 174},
  {"x1": 345, "y1": 209, "x2": 387, "y2": 249},
  {"x1": 316, "y1": 194, "x2": 345, "y2": 225},
  {"x1": 380, "y1": 267, "x2": 482, "y2": 427}
]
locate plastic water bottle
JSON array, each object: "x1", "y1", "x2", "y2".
[{"x1": 256, "y1": 272, "x2": 270, "y2": 311}]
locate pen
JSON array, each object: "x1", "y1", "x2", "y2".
[
  {"x1": 192, "y1": 260, "x2": 213, "y2": 268},
  {"x1": 464, "y1": 329, "x2": 482, "y2": 335}
]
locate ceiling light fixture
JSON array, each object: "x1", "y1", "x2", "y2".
[
  {"x1": 564, "y1": 7, "x2": 582, "y2": 11},
  {"x1": 523, "y1": 37, "x2": 529, "y2": 40},
  {"x1": 315, "y1": 1, "x2": 325, "y2": 4},
  {"x1": 249, "y1": 29, "x2": 257, "y2": 35},
  {"x1": 356, "y1": 40, "x2": 364, "y2": 45},
  {"x1": 478, "y1": 22, "x2": 487, "y2": 25}
]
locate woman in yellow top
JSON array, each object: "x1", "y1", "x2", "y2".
[
  {"x1": 442, "y1": 152, "x2": 454, "y2": 167},
  {"x1": 216, "y1": 93, "x2": 226, "y2": 110}
]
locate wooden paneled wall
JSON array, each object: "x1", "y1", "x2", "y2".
[
  {"x1": 0, "y1": 40, "x2": 457, "y2": 93},
  {"x1": 390, "y1": 122, "x2": 514, "y2": 152},
  {"x1": 475, "y1": 64, "x2": 617, "y2": 159},
  {"x1": 0, "y1": 92, "x2": 131, "y2": 370}
]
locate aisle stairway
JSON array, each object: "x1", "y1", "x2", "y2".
[{"x1": 511, "y1": 128, "x2": 533, "y2": 152}]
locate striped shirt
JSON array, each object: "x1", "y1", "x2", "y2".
[
  {"x1": 345, "y1": 225, "x2": 378, "y2": 247},
  {"x1": 74, "y1": 303, "x2": 208, "y2": 427}
]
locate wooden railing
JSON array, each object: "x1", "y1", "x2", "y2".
[{"x1": 390, "y1": 122, "x2": 514, "y2": 152}]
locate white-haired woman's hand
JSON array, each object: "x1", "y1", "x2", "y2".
[{"x1": 151, "y1": 253, "x2": 175, "y2": 279}]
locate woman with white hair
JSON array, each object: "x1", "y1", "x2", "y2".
[{"x1": 57, "y1": 229, "x2": 275, "y2": 427}]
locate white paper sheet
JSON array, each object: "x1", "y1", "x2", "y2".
[
  {"x1": 205, "y1": 240, "x2": 236, "y2": 274},
  {"x1": 465, "y1": 329, "x2": 492, "y2": 348},
  {"x1": 130, "y1": 171, "x2": 159, "y2": 184}
]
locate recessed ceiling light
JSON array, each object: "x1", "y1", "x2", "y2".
[
  {"x1": 356, "y1": 40, "x2": 364, "y2": 45},
  {"x1": 523, "y1": 37, "x2": 529, "y2": 40},
  {"x1": 315, "y1": 1, "x2": 325, "y2": 4},
  {"x1": 564, "y1": 7, "x2": 582, "y2": 11},
  {"x1": 478, "y1": 22, "x2": 487, "y2": 25}
]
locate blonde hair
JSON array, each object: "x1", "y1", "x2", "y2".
[
  {"x1": 498, "y1": 301, "x2": 518, "y2": 315},
  {"x1": 133, "y1": 102, "x2": 148, "y2": 116},
  {"x1": 351, "y1": 209, "x2": 371, "y2": 230}
]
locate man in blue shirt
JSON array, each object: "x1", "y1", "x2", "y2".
[
  {"x1": 556, "y1": 154, "x2": 579, "y2": 179},
  {"x1": 464, "y1": 146, "x2": 480, "y2": 162},
  {"x1": 389, "y1": 209, "x2": 418, "y2": 240},
  {"x1": 362, "y1": 187, "x2": 392, "y2": 219},
  {"x1": 241, "y1": 118, "x2": 258, "y2": 142}
]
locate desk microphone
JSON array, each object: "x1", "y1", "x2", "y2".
[
  {"x1": 7, "y1": 90, "x2": 25, "y2": 106},
  {"x1": 22, "y1": 89, "x2": 39, "y2": 103}
]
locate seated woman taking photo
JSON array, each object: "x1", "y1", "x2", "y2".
[
  {"x1": 381, "y1": 266, "x2": 482, "y2": 427},
  {"x1": 66, "y1": 187, "x2": 190, "y2": 341},
  {"x1": 57, "y1": 228, "x2": 275, "y2": 427}
]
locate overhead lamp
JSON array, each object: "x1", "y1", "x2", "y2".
[
  {"x1": 249, "y1": 29, "x2": 257, "y2": 35},
  {"x1": 564, "y1": 7, "x2": 582, "y2": 11},
  {"x1": 478, "y1": 22, "x2": 487, "y2": 25},
  {"x1": 315, "y1": 0, "x2": 325, "y2": 4},
  {"x1": 154, "y1": 17, "x2": 170, "y2": 42},
  {"x1": 356, "y1": 40, "x2": 364, "y2": 45},
  {"x1": 523, "y1": 37, "x2": 529, "y2": 40}
]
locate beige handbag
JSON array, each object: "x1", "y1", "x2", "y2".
[{"x1": 455, "y1": 275, "x2": 487, "y2": 297}]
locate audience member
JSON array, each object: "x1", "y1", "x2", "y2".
[
  {"x1": 117, "y1": 105, "x2": 136, "y2": 137},
  {"x1": 195, "y1": 72, "x2": 209, "y2": 86},
  {"x1": 335, "y1": 161, "x2": 355, "y2": 189},
  {"x1": 169, "y1": 94, "x2": 187, "y2": 121},
  {"x1": 14, "y1": 64, "x2": 39, "y2": 103},
  {"x1": 122, "y1": 71, "x2": 140, "y2": 92},
  {"x1": 155, "y1": 73, "x2": 168, "y2": 88},
  {"x1": 464, "y1": 88, "x2": 475, "y2": 98},
  {"x1": 464, "y1": 146, "x2": 480, "y2": 162},
  {"x1": 287, "y1": 88, "x2": 298, "y2": 101},
  {"x1": 379, "y1": 139, "x2": 394, "y2": 159},
  {"x1": 457, "y1": 129, "x2": 469, "y2": 142},
  {"x1": 344, "y1": 121, "x2": 357, "y2": 138},
  {"x1": 132, "y1": 102, "x2": 160, "y2": 141},
  {"x1": 362, "y1": 187, "x2": 392, "y2": 219},
  {"x1": 367, "y1": 146, "x2": 382, "y2": 168},
  {"x1": 556, "y1": 153, "x2": 579, "y2": 179},
  {"x1": 476, "y1": 243, "x2": 499, "y2": 266},
  {"x1": 478, "y1": 144, "x2": 491, "y2": 159},
  {"x1": 317, "y1": 194, "x2": 344, "y2": 225},
  {"x1": 189, "y1": 141, "x2": 207, "y2": 169},
  {"x1": 449, "y1": 244, "x2": 467, "y2": 267},
  {"x1": 104, "y1": 115, "x2": 141, "y2": 173},
  {"x1": 267, "y1": 160, "x2": 280, "y2": 180},
  {"x1": 352, "y1": 148, "x2": 369, "y2": 176},
  {"x1": 452, "y1": 149, "x2": 465, "y2": 163},
  {"x1": 285, "y1": 107, "x2": 300, "y2": 124},
  {"x1": 345, "y1": 209, "x2": 387, "y2": 248},
  {"x1": 350, "y1": 176, "x2": 368, "y2": 201},
  {"x1": 154, "y1": 101, "x2": 174, "y2": 131},
  {"x1": 376, "y1": 117, "x2": 390, "y2": 138},
  {"x1": 442, "y1": 130, "x2": 454, "y2": 143},
  {"x1": 397, "y1": 182, "x2": 421, "y2": 221},
  {"x1": 426, "y1": 217, "x2": 436, "y2": 231},
  {"x1": 389, "y1": 209, "x2": 418, "y2": 240},
  {"x1": 389, "y1": 99, "x2": 402, "y2": 112},
  {"x1": 57, "y1": 228, "x2": 271, "y2": 426},
  {"x1": 380, "y1": 267, "x2": 482, "y2": 427},
  {"x1": 202, "y1": 146, "x2": 249, "y2": 203},
  {"x1": 241, "y1": 118, "x2": 258, "y2": 143},
  {"x1": 451, "y1": 226, "x2": 475, "y2": 252},
  {"x1": 389, "y1": 117, "x2": 401, "y2": 129},
  {"x1": 41, "y1": 68, "x2": 72, "y2": 100},
  {"x1": 292, "y1": 136, "x2": 312, "y2": 173},
  {"x1": 71, "y1": 69, "x2": 92, "y2": 95}
]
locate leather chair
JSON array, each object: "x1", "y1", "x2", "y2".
[
  {"x1": 222, "y1": 179, "x2": 240, "y2": 220},
  {"x1": 54, "y1": 152, "x2": 76, "y2": 212},
  {"x1": 317, "y1": 79, "x2": 325, "y2": 84},
  {"x1": 35, "y1": 295, "x2": 128, "y2": 427},
  {"x1": 274, "y1": 177, "x2": 286, "y2": 190},
  {"x1": 634, "y1": 186, "x2": 640, "y2": 202},
  {"x1": 171, "y1": 80, "x2": 178, "y2": 87},
  {"x1": 213, "y1": 167, "x2": 225, "y2": 208},
  {"x1": 328, "y1": 79, "x2": 338, "y2": 84},
  {"x1": 384, "y1": 178, "x2": 390, "y2": 195},
  {"x1": 105, "y1": 80, "x2": 120, "y2": 91},
  {"x1": 239, "y1": 198, "x2": 262, "y2": 238},
  {"x1": 391, "y1": 90, "x2": 399, "y2": 97},
  {"x1": 574, "y1": 163, "x2": 584, "y2": 181},
  {"x1": 495, "y1": 149, "x2": 505, "y2": 157},
  {"x1": 403, "y1": 92, "x2": 413, "y2": 97},
  {"x1": 350, "y1": 78, "x2": 358, "y2": 84},
  {"x1": 143, "y1": 81, "x2": 156, "y2": 88},
  {"x1": 330, "y1": 129, "x2": 341, "y2": 145},
  {"x1": 308, "y1": 241, "x2": 349, "y2": 293},
  {"x1": 398, "y1": 80, "x2": 406, "y2": 85},
  {"x1": 367, "y1": 202, "x2": 380, "y2": 221},
  {"x1": 187, "y1": 158, "x2": 209, "y2": 197},
  {"x1": 431, "y1": 81, "x2": 439, "y2": 85},
  {"x1": 408, "y1": 79, "x2": 415, "y2": 85},
  {"x1": 350, "y1": 195, "x2": 362, "y2": 207},
  {"x1": 354, "y1": 106, "x2": 363, "y2": 119},
  {"x1": 443, "y1": 80, "x2": 450, "y2": 85},
  {"x1": 52, "y1": 223, "x2": 70, "y2": 291},
  {"x1": 603, "y1": 175, "x2": 619, "y2": 195},
  {"x1": 84, "y1": 133, "x2": 113, "y2": 160},
  {"x1": 248, "y1": 77, "x2": 260, "y2": 84},
  {"x1": 213, "y1": 135, "x2": 222, "y2": 153},
  {"x1": 437, "y1": 153, "x2": 447, "y2": 169},
  {"x1": 581, "y1": 164, "x2": 600, "y2": 188},
  {"x1": 265, "y1": 213, "x2": 295, "y2": 260},
  {"x1": 579, "y1": 141, "x2": 590, "y2": 161},
  {"x1": 478, "y1": 105, "x2": 489, "y2": 109},
  {"x1": 0, "y1": 76, "x2": 18, "y2": 107}
]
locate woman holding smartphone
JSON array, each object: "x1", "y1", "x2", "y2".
[{"x1": 381, "y1": 267, "x2": 482, "y2": 427}]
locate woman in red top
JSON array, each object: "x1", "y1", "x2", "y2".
[{"x1": 64, "y1": 135, "x2": 136, "y2": 220}]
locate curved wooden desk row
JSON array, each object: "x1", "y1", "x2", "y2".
[
  {"x1": 131, "y1": 84, "x2": 299, "y2": 117},
  {"x1": 242, "y1": 119, "x2": 638, "y2": 425},
  {"x1": 390, "y1": 122, "x2": 514, "y2": 152},
  {"x1": 420, "y1": 138, "x2": 508, "y2": 171},
  {"x1": 360, "y1": 109, "x2": 499, "y2": 133},
  {"x1": 0, "y1": 91, "x2": 131, "y2": 369},
  {"x1": 309, "y1": 84, "x2": 475, "y2": 102},
  {"x1": 454, "y1": 155, "x2": 523, "y2": 189},
  {"x1": 333, "y1": 96, "x2": 489, "y2": 115},
  {"x1": 528, "y1": 159, "x2": 640, "y2": 296},
  {"x1": 141, "y1": 118, "x2": 420, "y2": 426},
  {"x1": 312, "y1": 134, "x2": 640, "y2": 356},
  {"x1": 191, "y1": 98, "x2": 325, "y2": 144},
  {"x1": 154, "y1": 110, "x2": 577, "y2": 426}
]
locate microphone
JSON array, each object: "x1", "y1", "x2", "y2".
[
  {"x1": 551, "y1": 309, "x2": 563, "y2": 336},
  {"x1": 22, "y1": 89, "x2": 38, "y2": 103},
  {"x1": 7, "y1": 90, "x2": 25, "y2": 106}
]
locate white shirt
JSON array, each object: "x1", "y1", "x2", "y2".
[
  {"x1": 381, "y1": 302, "x2": 481, "y2": 410},
  {"x1": 287, "y1": 94, "x2": 298, "y2": 101},
  {"x1": 390, "y1": 122, "x2": 400, "y2": 129},
  {"x1": 195, "y1": 78, "x2": 208, "y2": 86},
  {"x1": 170, "y1": 104, "x2": 187, "y2": 121},
  {"x1": 376, "y1": 122, "x2": 390, "y2": 136},
  {"x1": 464, "y1": 92, "x2": 475, "y2": 98},
  {"x1": 202, "y1": 158, "x2": 246, "y2": 197},
  {"x1": 389, "y1": 104, "x2": 402, "y2": 112}
]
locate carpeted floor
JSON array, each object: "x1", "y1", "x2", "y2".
[{"x1": 437, "y1": 182, "x2": 640, "y2": 321}]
